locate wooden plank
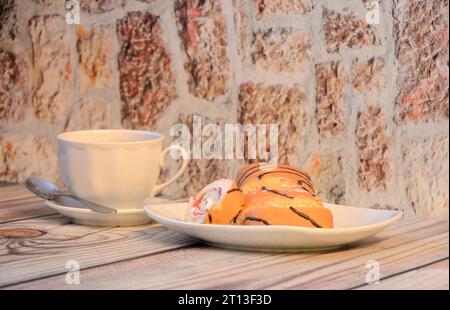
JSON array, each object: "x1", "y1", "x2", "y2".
[
  {"x1": 0, "y1": 198, "x2": 56, "y2": 224},
  {"x1": 0, "y1": 221, "x2": 197, "y2": 287},
  {"x1": 0, "y1": 215, "x2": 111, "y2": 260},
  {"x1": 0, "y1": 184, "x2": 56, "y2": 223},
  {"x1": 292, "y1": 232, "x2": 448, "y2": 290},
  {"x1": 0, "y1": 184, "x2": 34, "y2": 202},
  {"x1": 4, "y1": 217, "x2": 447, "y2": 290},
  {"x1": 357, "y1": 259, "x2": 449, "y2": 290}
]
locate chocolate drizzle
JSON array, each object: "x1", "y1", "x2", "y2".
[
  {"x1": 256, "y1": 170, "x2": 312, "y2": 185},
  {"x1": 226, "y1": 188, "x2": 243, "y2": 194},
  {"x1": 237, "y1": 165, "x2": 267, "y2": 186},
  {"x1": 261, "y1": 186, "x2": 294, "y2": 199},
  {"x1": 244, "y1": 216, "x2": 271, "y2": 225},
  {"x1": 237, "y1": 164, "x2": 312, "y2": 187},
  {"x1": 208, "y1": 214, "x2": 212, "y2": 223},
  {"x1": 288, "y1": 206, "x2": 322, "y2": 228},
  {"x1": 292, "y1": 177, "x2": 312, "y2": 189},
  {"x1": 231, "y1": 209, "x2": 243, "y2": 224}
]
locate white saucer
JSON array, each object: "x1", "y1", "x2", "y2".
[
  {"x1": 143, "y1": 202, "x2": 403, "y2": 251},
  {"x1": 44, "y1": 200, "x2": 152, "y2": 227}
]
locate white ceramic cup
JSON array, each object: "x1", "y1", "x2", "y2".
[{"x1": 57, "y1": 129, "x2": 189, "y2": 210}]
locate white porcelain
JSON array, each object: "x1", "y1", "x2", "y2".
[
  {"x1": 45, "y1": 199, "x2": 151, "y2": 227},
  {"x1": 143, "y1": 202, "x2": 403, "y2": 251},
  {"x1": 58, "y1": 129, "x2": 188, "y2": 210}
]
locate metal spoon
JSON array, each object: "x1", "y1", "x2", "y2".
[{"x1": 25, "y1": 177, "x2": 117, "y2": 214}]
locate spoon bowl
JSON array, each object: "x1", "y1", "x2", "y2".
[
  {"x1": 25, "y1": 177, "x2": 61, "y2": 200},
  {"x1": 25, "y1": 177, "x2": 117, "y2": 214}
]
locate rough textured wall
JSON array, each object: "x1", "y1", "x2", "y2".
[{"x1": 0, "y1": 0, "x2": 448, "y2": 219}]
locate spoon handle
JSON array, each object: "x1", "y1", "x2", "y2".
[{"x1": 61, "y1": 194, "x2": 117, "y2": 214}]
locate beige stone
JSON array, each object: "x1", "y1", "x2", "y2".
[
  {"x1": 315, "y1": 61, "x2": 346, "y2": 136},
  {"x1": 117, "y1": 12, "x2": 176, "y2": 130},
  {"x1": 64, "y1": 99, "x2": 110, "y2": 131},
  {"x1": 239, "y1": 82, "x2": 306, "y2": 164},
  {"x1": 255, "y1": 0, "x2": 312, "y2": 19},
  {"x1": 175, "y1": 0, "x2": 229, "y2": 100},
  {"x1": 394, "y1": 0, "x2": 449, "y2": 123},
  {"x1": 251, "y1": 28, "x2": 311, "y2": 73},
  {"x1": 0, "y1": 0, "x2": 17, "y2": 41},
  {"x1": 305, "y1": 152, "x2": 346, "y2": 204},
  {"x1": 0, "y1": 49, "x2": 29, "y2": 123},
  {"x1": 29, "y1": 15, "x2": 72, "y2": 122},
  {"x1": 402, "y1": 136, "x2": 449, "y2": 218},
  {"x1": 356, "y1": 105, "x2": 390, "y2": 191},
  {"x1": 76, "y1": 25, "x2": 112, "y2": 91},
  {"x1": 352, "y1": 57, "x2": 385, "y2": 92},
  {"x1": 0, "y1": 135, "x2": 59, "y2": 183},
  {"x1": 79, "y1": 0, "x2": 125, "y2": 13},
  {"x1": 323, "y1": 8, "x2": 380, "y2": 53}
]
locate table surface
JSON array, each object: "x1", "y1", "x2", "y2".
[{"x1": 0, "y1": 184, "x2": 448, "y2": 290}]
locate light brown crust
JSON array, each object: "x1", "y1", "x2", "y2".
[
  {"x1": 236, "y1": 190, "x2": 333, "y2": 228},
  {"x1": 240, "y1": 174, "x2": 314, "y2": 196},
  {"x1": 236, "y1": 162, "x2": 314, "y2": 195},
  {"x1": 238, "y1": 205, "x2": 333, "y2": 228}
]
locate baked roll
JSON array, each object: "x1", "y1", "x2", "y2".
[
  {"x1": 236, "y1": 162, "x2": 315, "y2": 195},
  {"x1": 187, "y1": 179, "x2": 246, "y2": 224},
  {"x1": 187, "y1": 163, "x2": 333, "y2": 228},
  {"x1": 235, "y1": 189, "x2": 333, "y2": 228}
]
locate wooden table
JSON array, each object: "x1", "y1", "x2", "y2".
[{"x1": 0, "y1": 184, "x2": 448, "y2": 290}]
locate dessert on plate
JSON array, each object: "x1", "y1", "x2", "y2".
[
  {"x1": 234, "y1": 189, "x2": 333, "y2": 228},
  {"x1": 187, "y1": 179, "x2": 246, "y2": 224},
  {"x1": 186, "y1": 163, "x2": 334, "y2": 228},
  {"x1": 236, "y1": 162, "x2": 315, "y2": 195}
]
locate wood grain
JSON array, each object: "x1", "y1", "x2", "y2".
[
  {"x1": 0, "y1": 185, "x2": 56, "y2": 223},
  {"x1": 0, "y1": 215, "x2": 111, "y2": 259},
  {"x1": 0, "y1": 228, "x2": 47, "y2": 238},
  {"x1": 0, "y1": 184, "x2": 34, "y2": 202},
  {"x1": 357, "y1": 259, "x2": 449, "y2": 290},
  {"x1": 4, "y1": 217, "x2": 448, "y2": 290},
  {"x1": 0, "y1": 221, "x2": 197, "y2": 287}
]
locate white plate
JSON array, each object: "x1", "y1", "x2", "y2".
[
  {"x1": 143, "y1": 202, "x2": 402, "y2": 251},
  {"x1": 45, "y1": 199, "x2": 152, "y2": 227}
]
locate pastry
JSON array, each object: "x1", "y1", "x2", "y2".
[
  {"x1": 186, "y1": 163, "x2": 333, "y2": 228},
  {"x1": 236, "y1": 162, "x2": 315, "y2": 195},
  {"x1": 187, "y1": 179, "x2": 246, "y2": 224},
  {"x1": 234, "y1": 189, "x2": 333, "y2": 228}
]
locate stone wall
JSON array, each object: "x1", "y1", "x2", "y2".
[{"x1": 0, "y1": 0, "x2": 448, "y2": 218}]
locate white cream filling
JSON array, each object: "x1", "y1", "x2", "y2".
[{"x1": 187, "y1": 179, "x2": 233, "y2": 223}]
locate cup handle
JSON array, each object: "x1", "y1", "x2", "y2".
[{"x1": 151, "y1": 145, "x2": 189, "y2": 197}]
